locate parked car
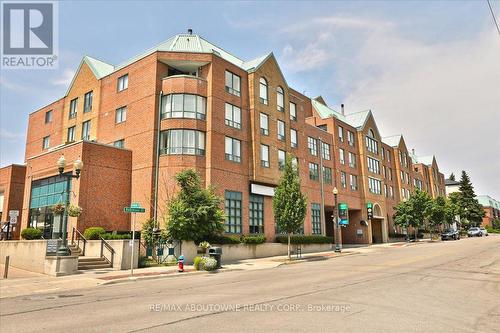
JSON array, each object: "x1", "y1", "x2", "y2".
[
  {"x1": 467, "y1": 227, "x2": 482, "y2": 237},
  {"x1": 480, "y1": 227, "x2": 488, "y2": 236},
  {"x1": 441, "y1": 229, "x2": 460, "y2": 241}
]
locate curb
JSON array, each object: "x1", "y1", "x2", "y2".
[{"x1": 274, "y1": 251, "x2": 359, "y2": 267}]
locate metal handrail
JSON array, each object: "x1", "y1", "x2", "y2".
[
  {"x1": 71, "y1": 227, "x2": 87, "y2": 256},
  {"x1": 100, "y1": 237, "x2": 115, "y2": 267}
]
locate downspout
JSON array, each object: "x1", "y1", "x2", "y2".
[
  {"x1": 153, "y1": 91, "x2": 163, "y2": 228},
  {"x1": 318, "y1": 137, "x2": 326, "y2": 236}
]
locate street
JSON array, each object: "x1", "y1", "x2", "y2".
[{"x1": 1, "y1": 236, "x2": 499, "y2": 333}]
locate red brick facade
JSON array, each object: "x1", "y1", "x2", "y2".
[{"x1": 5, "y1": 33, "x2": 448, "y2": 243}]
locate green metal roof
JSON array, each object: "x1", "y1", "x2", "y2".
[
  {"x1": 477, "y1": 195, "x2": 500, "y2": 209},
  {"x1": 344, "y1": 110, "x2": 372, "y2": 129},
  {"x1": 382, "y1": 135, "x2": 402, "y2": 148},
  {"x1": 311, "y1": 99, "x2": 345, "y2": 120}
]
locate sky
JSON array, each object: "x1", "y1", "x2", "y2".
[{"x1": 1, "y1": 0, "x2": 499, "y2": 199}]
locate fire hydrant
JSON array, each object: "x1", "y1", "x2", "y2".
[{"x1": 178, "y1": 255, "x2": 184, "y2": 272}]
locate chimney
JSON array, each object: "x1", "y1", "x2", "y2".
[
  {"x1": 187, "y1": 28, "x2": 193, "y2": 35},
  {"x1": 341, "y1": 103, "x2": 345, "y2": 115},
  {"x1": 412, "y1": 148, "x2": 415, "y2": 155}
]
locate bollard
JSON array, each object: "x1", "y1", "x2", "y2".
[{"x1": 3, "y1": 256, "x2": 10, "y2": 279}]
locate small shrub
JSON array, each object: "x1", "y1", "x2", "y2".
[
  {"x1": 241, "y1": 235, "x2": 266, "y2": 244},
  {"x1": 202, "y1": 257, "x2": 218, "y2": 271},
  {"x1": 84, "y1": 227, "x2": 106, "y2": 240},
  {"x1": 101, "y1": 233, "x2": 131, "y2": 240},
  {"x1": 52, "y1": 203, "x2": 65, "y2": 215},
  {"x1": 275, "y1": 235, "x2": 333, "y2": 244},
  {"x1": 21, "y1": 228, "x2": 42, "y2": 240},
  {"x1": 198, "y1": 241, "x2": 211, "y2": 249},
  {"x1": 193, "y1": 256, "x2": 203, "y2": 270},
  {"x1": 206, "y1": 234, "x2": 241, "y2": 244}
]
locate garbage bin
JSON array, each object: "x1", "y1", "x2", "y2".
[{"x1": 208, "y1": 247, "x2": 222, "y2": 268}]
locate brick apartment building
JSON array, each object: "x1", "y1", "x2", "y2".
[
  {"x1": 1, "y1": 31, "x2": 446, "y2": 243},
  {"x1": 477, "y1": 195, "x2": 500, "y2": 227}
]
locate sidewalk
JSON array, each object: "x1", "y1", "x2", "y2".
[{"x1": 0, "y1": 246, "x2": 372, "y2": 299}]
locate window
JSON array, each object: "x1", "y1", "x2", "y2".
[
  {"x1": 366, "y1": 129, "x2": 379, "y2": 154},
  {"x1": 225, "y1": 71, "x2": 241, "y2": 97},
  {"x1": 117, "y1": 74, "x2": 128, "y2": 92},
  {"x1": 225, "y1": 137, "x2": 241, "y2": 162},
  {"x1": 42, "y1": 136, "x2": 50, "y2": 149},
  {"x1": 347, "y1": 131, "x2": 355, "y2": 146},
  {"x1": 277, "y1": 120, "x2": 285, "y2": 141},
  {"x1": 225, "y1": 191, "x2": 242, "y2": 233},
  {"x1": 225, "y1": 103, "x2": 241, "y2": 129},
  {"x1": 309, "y1": 163, "x2": 319, "y2": 181},
  {"x1": 161, "y1": 94, "x2": 206, "y2": 120},
  {"x1": 290, "y1": 102, "x2": 297, "y2": 121},
  {"x1": 388, "y1": 168, "x2": 393, "y2": 181},
  {"x1": 338, "y1": 126, "x2": 344, "y2": 142},
  {"x1": 69, "y1": 98, "x2": 77, "y2": 118},
  {"x1": 67, "y1": 126, "x2": 75, "y2": 143},
  {"x1": 83, "y1": 91, "x2": 93, "y2": 113},
  {"x1": 291, "y1": 157, "x2": 298, "y2": 171},
  {"x1": 340, "y1": 171, "x2": 347, "y2": 188},
  {"x1": 387, "y1": 152, "x2": 391, "y2": 162},
  {"x1": 81, "y1": 120, "x2": 91, "y2": 140},
  {"x1": 339, "y1": 148, "x2": 345, "y2": 164},
  {"x1": 381, "y1": 147, "x2": 385, "y2": 159},
  {"x1": 384, "y1": 184, "x2": 388, "y2": 197},
  {"x1": 367, "y1": 157, "x2": 380, "y2": 174},
  {"x1": 277, "y1": 86, "x2": 284, "y2": 112},
  {"x1": 308, "y1": 137, "x2": 317, "y2": 156},
  {"x1": 115, "y1": 106, "x2": 127, "y2": 123},
  {"x1": 323, "y1": 167, "x2": 332, "y2": 184},
  {"x1": 278, "y1": 150, "x2": 286, "y2": 170},
  {"x1": 113, "y1": 139, "x2": 124, "y2": 148},
  {"x1": 406, "y1": 172, "x2": 410, "y2": 185},
  {"x1": 249, "y1": 195, "x2": 264, "y2": 234},
  {"x1": 45, "y1": 110, "x2": 52, "y2": 123},
  {"x1": 311, "y1": 203, "x2": 322, "y2": 235},
  {"x1": 260, "y1": 144, "x2": 269, "y2": 167},
  {"x1": 400, "y1": 171, "x2": 405, "y2": 183},
  {"x1": 401, "y1": 188, "x2": 406, "y2": 200},
  {"x1": 321, "y1": 142, "x2": 331, "y2": 160},
  {"x1": 160, "y1": 129, "x2": 205, "y2": 155},
  {"x1": 348, "y1": 152, "x2": 356, "y2": 168},
  {"x1": 259, "y1": 77, "x2": 268, "y2": 105},
  {"x1": 390, "y1": 186, "x2": 394, "y2": 198},
  {"x1": 260, "y1": 113, "x2": 269, "y2": 135},
  {"x1": 368, "y1": 177, "x2": 382, "y2": 194},
  {"x1": 350, "y1": 174, "x2": 358, "y2": 191},
  {"x1": 403, "y1": 153, "x2": 408, "y2": 167},
  {"x1": 291, "y1": 128, "x2": 298, "y2": 148}
]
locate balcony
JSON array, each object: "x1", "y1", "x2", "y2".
[{"x1": 162, "y1": 75, "x2": 207, "y2": 97}]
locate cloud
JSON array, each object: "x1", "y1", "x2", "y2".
[
  {"x1": 0, "y1": 129, "x2": 25, "y2": 140},
  {"x1": 277, "y1": 14, "x2": 500, "y2": 198},
  {"x1": 51, "y1": 68, "x2": 75, "y2": 86},
  {"x1": 0, "y1": 76, "x2": 29, "y2": 92}
]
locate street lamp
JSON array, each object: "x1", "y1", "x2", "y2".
[
  {"x1": 333, "y1": 187, "x2": 341, "y2": 253},
  {"x1": 403, "y1": 197, "x2": 410, "y2": 243},
  {"x1": 56, "y1": 155, "x2": 83, "y2": 256}
]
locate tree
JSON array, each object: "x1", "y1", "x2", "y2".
[
  {"x1": 428, "y1": 196, "x2": 446, "y2": 239},
  {"x1": 445, "y1": 193, "x2": 462, "y2": 227},
  {"x1": 273, "y1": 156, "x2": 307, "y2": 259},
  {"x1": 164, "y1": 169, "x2": 225, "y2": 244},
  {"x1": 142, "y1": 218, "x2": 168, "y2": 261},
  {"x1": 449, "y1": 173, "x2": 455, "y2": 181},
  {"x1": 457, "y1": 171, "x2": 485, "y2": 227},
  {"x1": 394, "y1": 189, "x2": 432, "y2": 240}
]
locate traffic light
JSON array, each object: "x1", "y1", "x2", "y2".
[{"x1": 367, "y1": 203, "x2": 373, "y2": 220}]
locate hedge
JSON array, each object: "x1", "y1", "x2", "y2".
[
  {"x1": 83, "y1": 227, "x2": 106, "y2": 240},
  {"x1": 241, "y1": 235, "x2": 266, "y2": 244},
  {"x1": 275, "y1": 235, "x2": 333, "y2": 244},
  {"x1": 21, "y1": 228, "x2": 42, "y2": 240},
  {"x1": 205, "y1": 235, "x2": 241, "y2": 245},
  {"x1": 101, "y1": 233, "x2": 132, "y2": 240}
]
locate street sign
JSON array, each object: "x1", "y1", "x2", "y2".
[
  {"x1": 338, "y1": 203, "x2": 349, "y2": 225},
  {"x1": 124, "y1": 207, "x2": 146, "y2": 213},
  {"x1": 131, "y1": 202, "x2": 141, "y2": 209},
  {"x1": 9, "y1": 216, "x2": 17, "y2": 225},
  {"x1": 9, "y1": 210, "x2": 19, "y2": 218}
]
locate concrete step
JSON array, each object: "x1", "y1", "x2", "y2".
[{"x1": 77, "y1": 256, "x2": 112, "y2": 270}]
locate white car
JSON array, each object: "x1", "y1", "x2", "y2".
[{"x1": 480, "y1": 227, "x2": 488, "y2": 236}]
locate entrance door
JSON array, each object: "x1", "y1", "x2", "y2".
[{"x1": 371, "y1": 219, "x2": 383, "y2": 243}]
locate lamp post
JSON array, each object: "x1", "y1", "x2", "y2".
[
  {"x1": 403, "y1": 197, "x2": 410, "y2": 243},
  {"x1": 333, "y1": 187, "x2": 341, "y2": 253},
  {"x1": 56, "y1": 155, "x2": 83, "y2": 256}
]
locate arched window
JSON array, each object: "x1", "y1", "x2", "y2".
[
  {"x1": 368, "y1": 129, "x2": 375, "y2": 138},
  {"x1": 259, "y1": 77, "x2": 268, "y2": 105},
  {"x1": 365, "y1": 128, "x2": 379, "y2": 154},
  {"x1": 277, "y1": 86, "x2": 284, "y2": 111}
]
